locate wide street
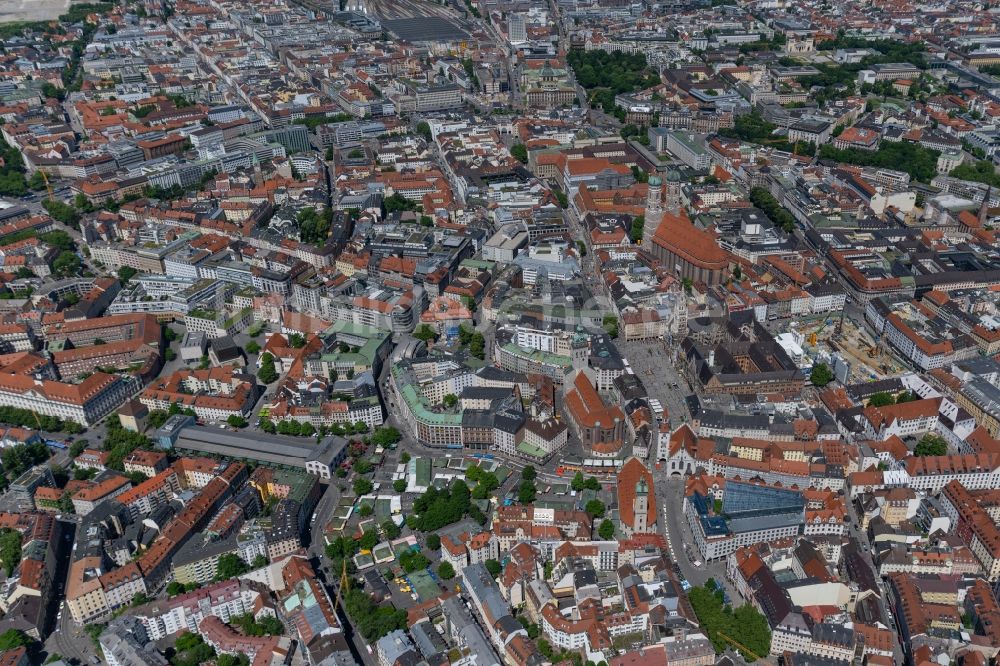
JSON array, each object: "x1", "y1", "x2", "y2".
[{"x1": 658, "y1": 475, "x2": 742, "y2": 607}]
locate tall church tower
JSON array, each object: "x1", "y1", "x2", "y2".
[
  {"x1": 642, "y1": 175, "x2": 663, "y2": 246},
  {"x1": 665, "y1": 168, "x2": 682, "y2": 214},
  {"x1": 633, "y1": 477, "x2": 650, "y2": 533}
]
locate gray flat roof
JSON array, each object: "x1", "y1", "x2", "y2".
[
  {"x1": 383, "y1": 17, "x2": 468, "y2": 41},
  {"x1": 173, "y1": 425, "x2": 322, "y2": 468}
]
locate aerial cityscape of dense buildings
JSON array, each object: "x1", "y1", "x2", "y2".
[{"x1": 2, "y1": 0, "x2": 1000, "y2": 663}]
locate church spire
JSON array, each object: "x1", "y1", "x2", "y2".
[{"x1": 642, "y1": 175, "x2": 663, "y2": 247}]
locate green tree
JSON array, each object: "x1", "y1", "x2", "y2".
[
  {"x1": 426, "y1": 534, "x2": 441, "y2": 550},
  {"x1": 38, "y1": 230, "x2": 73, "y2": 251},
  {"x1": 749, "y1": 187, "x2": 796, "y2": 233},
  {"x1": 810, "y1": 362, "x2": 834, "y2": 387},
  {"x1": 602, "y1": 314, "x2": 619, "y2": 338},
  {"x1": 217, "y1": 654, "x2": 251, "y2": 666},
  {"x1": 227, "y1": 415, "x2": 248, "y2": 428},
  {"x1": 416, "y1": 121, "x2": 432, "y2": 141},
  {"x1": 52, "y1": 250, "x2": 81, "y2": 276},
  {"x1": 518, "y1": 479, "x2": 536, "y2": 504},
  {"x1": 175, "y1": 632, "x2": 204, "y2": 651},
  {"x1": 629, "y1": 214, "x2": 645, "y2": 243},
  {"x1": 384, "y1": 193, "x2": 419, "y2": 214},
  {"x1": 326, "y1": 536, "x2": 359, "y2": 560},
  {"x1": 42, "y1": 199, "x2": 80, "y2": 227},
  {"x1": 469, "y1": 330, "x2": 485, "y2": 359},
  {"x1": 245, "y1": 341, "x2": 260, "y2": 354},
  {"x1": 382, "y1": 520, "x2": 401, "y2": 539},
  {"x1": 950, "y1": 160, "x2": 1000, "y2": 188},
  {"x1": 0, "y1": 629, "x2": 30, "y2": 651},
  {"x1": 0, "y1": 435, "x2": 61, "y2": 478},
  {"x1": 443, "y1": 393, "x2": 458, "y2": 408},
  {"x1": 688, "y1": 584, "x2": 771, "y2": 660},
  {"x1": 359, "y1": 504, "x2": 374, "y2": 517},
  {"x1": 28, "y1": 170, "x2": 48, "y2": 190},
  {"x1": 867, "y1": 392, "x2": 895, "y2": 407},
  {"x1": 342, "y1": 588, "x2": 408, "y2": 640},
  {"x1": 567, "y1": 48, "x2": 660, "y2": 121},
  {"x1": 399, "y1": 549, "x2": 430, "y2": 572},
  {"x1": 818, "y1": 141, "x2": 940, "y2": 183},
  {"x1": 167, "y1": 581, "x2": 185, "y2": 596},
  {"x1": 585, "y1": 499, "x2": 606, "y2": 518},
  {"x1": 117, "y1": 266, "x2": 137, "y2": 283},
  {"x1": 438, "y1": 561, "x2": 455, "y2": 579},
  {"x1": 371, "y1": 426, "x2": 401, "y2": 447},
  {"x1": 257, "y1": 352, "x2": 278, "y2": 384},
  {"x1": 172, "y1": 631, "x2": 216, "y2": 666},
  {"x1": 410, "y1": 479, "x2": 475, "y2": 531},
  {"x1": 598, "y1": 519, "x2": 615, "y2": 539},
  {"x1": 0, "y1": 529, "x2": 23, "y2": 577},
  {"x1": 126, "y1": 470, "x2": 149, "y2": 486},
  {"x1": 359, "y1": 530, "x2": 379, "y2": 551},
  {"x1": 0, "y1": 139, "x2": 28, "y2": 196},
  {"x1": 73, "y1": 466, "x2": 97, "y2": 481},
  {"x1": 915, "y1": 433, "x2": 948, "y2": 456},
  {"x1": 413, "y1": 324, "x2": 438, "y2": 342},
  {"x1": 485, "y1": 559, "x2": 502, "y2": 578},
  {"x1": 510, "y1": 143, "x2": 528, "y2": 164},
  {"x1": 354, "y1": 477, "x2": 374, "y2": 496},
  {"x1": 58, "y1": 491, "x2": 75, "y2": 513},
  {"x1": 393, "y1": 478, "x2": 408, "y2": 492},
  {"x1": 215, "y1": 553, "x2": 249, "y2": 580},
  {"x1": 522, "y1": 465, "x2": 536, "y2": 481}
]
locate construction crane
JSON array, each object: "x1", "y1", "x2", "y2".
[
  {"x1": 716, "y1": 631, "x2": 761, "y2": 662},
  {"x1": 330, "y1": 558, "x2": 352, "y2": 612},
  {"x1": 40, "y1": 169, "x2": 54, "y2": 202}
]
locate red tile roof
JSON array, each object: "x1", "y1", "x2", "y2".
[{"x1": 617, "y1": 458, "x2": 656, "y2": 532}]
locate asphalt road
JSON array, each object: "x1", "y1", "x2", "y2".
[
  {"x1": 43, "y1": 519, "x2": 101, "y2": 666},
  {"x1": 844, "y1": 489, "x2": 904, "y2": 664},
  {"x1": 658, "y1": 475, "x2": 742, "y2": 607}
]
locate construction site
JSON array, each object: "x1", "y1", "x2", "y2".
[{"x1": 796, "y1": 313, "x2": 905, "y2": 384}]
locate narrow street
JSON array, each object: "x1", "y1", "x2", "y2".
[{"x1": 43, "y1": 519, "x2": 100, "y2": 666}]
